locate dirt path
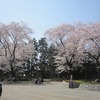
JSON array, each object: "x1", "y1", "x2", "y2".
[{"x1": 0, "y1": 82, "x2": 100, "y2": 100}]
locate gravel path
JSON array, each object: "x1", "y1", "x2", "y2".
[{"x1": 0, "y1": 82, "x2": 100, "y2": 100}]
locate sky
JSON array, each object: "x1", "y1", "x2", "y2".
[{"x1": 0, "y1": 0, "x2": 100, "y2": 40}]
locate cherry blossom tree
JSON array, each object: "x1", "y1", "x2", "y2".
[
  {"x1": 0, "y1": 22, "x2": 35, "y2": 77},
  {"x1": 45, "y1": 24, "x2": 78, "y2": 75},
  {"x1": 45, "y1": 22, "x2": 100, "y2": 79},
  {"x1": 76, "y1": 22, "x2": 100, "y2": 79}
]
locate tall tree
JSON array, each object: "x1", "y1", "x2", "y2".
[
  {"x1": 0, "y1": 22, "x2": 35, "y2": 77},
  {"x1": 76, "y1": 22, "x2": 100, "y2": 79},
  {"x1": 45, "y1": 24, "x2": 77, "y2": 76},
  {"x1": 45, "y1": 22, "x2": 100, "y2": 79},
  {"x1": 38, "y1": 38, "x2": 48, "y2": 78},
  {"x1": 47, "y1": 43, "x2": 57, "y2": 78},
  {"x1": 38, "y1": 38, "x2": 57, "y2": 78},
  {"x1": 29, "y1": 38, "x2": 39, "y2": 78}
]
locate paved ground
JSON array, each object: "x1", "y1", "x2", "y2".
[{"x1": 0, "y1": 82, "x2": 100, "y2": 100}]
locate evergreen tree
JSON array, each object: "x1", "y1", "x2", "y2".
[
  {"x1": 38, "y1": 38, "x2": 57, "y2": 78},
  {"x1": 47, "y1": 43, "x2": 57, "y2": 78},
  {"x1": 38, "y1": 38, "x2": 48, "y2": 78}
]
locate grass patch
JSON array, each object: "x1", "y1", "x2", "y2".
[{"x1": 74, "y1": 80, "x2": 100, "y2": 84}]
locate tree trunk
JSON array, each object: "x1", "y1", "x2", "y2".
[
  {"x1": 10, "y1": 62, "x2": 15, "y2": 78},
  {"x1": 96, "y1": 59, "x2": 100, "y2": 79}
]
